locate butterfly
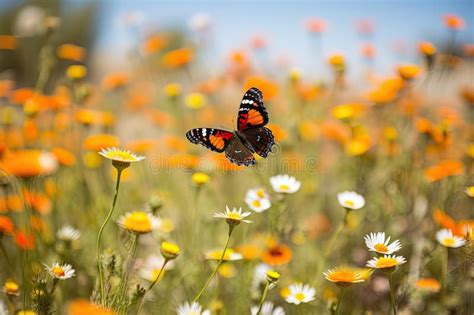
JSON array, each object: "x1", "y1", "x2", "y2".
[{"x1": 186, "y1": 87, "x2": 275, "y2": 166}]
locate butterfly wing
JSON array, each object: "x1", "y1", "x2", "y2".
[
  {"x1": 243, "y1": 127, "x2": 275, "y2": 158},
  {"x1": 237, "y1": 87, "x2": 269, "y2": 131},
  {"x1": 186, "y1": 128, "x2": 234, "y2": 153},
  {"x1": 225, "y1": 137, "x2": 256, "y2": 166}
]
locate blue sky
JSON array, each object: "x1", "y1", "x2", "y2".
[
  {"x1": 91, "y1": 0, "x2": 473, "y2": 76},
  {"x1": 4, "y1": 0, "x2": 473, "y2": 76}
]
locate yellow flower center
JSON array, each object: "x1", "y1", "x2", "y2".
[
  {"x1": 256, "y1": 189, "x2": 265, "y2": 198},
  {"x1": 52, "y1": 266, "x2": 65, "y2": 277},
  {"x1": 227, "y1": 212, "x2": 242, "y2": 221},
  {"x1": 328, "y1": 270, "x2": 358, "y2": 283},
  {"x1": 376, "y1": 257, "x2": 398, "y2": 269},
  {"x1": 295, "y1": 292, "x2": 306, "y2": 301},
  {"x1": 252, "y1": 200, "x2": 261, "y2": 207},
  {"x1": 279, "y1": 184, "x2": 289, "y2": 191},
  {"x1": 106, "y1": 151, "x2": 136, "y2": 161},
  {"x1": 374, "y1": 243, "x2": 388, "y2": 253},
  {"x1": 124, "y1": 212, "x2": 152, "y2": 233},
  {"x1": 345, "y1": 200, "x2": 354, "y2": 207},
  {"x1": 442, "y1": 238, "x2": 455, "y2": 247}
]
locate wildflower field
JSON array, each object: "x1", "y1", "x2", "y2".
[{"x1": 0, "y1": 1, "x2": 473, "y2": 314}]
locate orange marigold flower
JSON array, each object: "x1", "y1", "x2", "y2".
[
  {"x1": 345, "y1": 135, "x2": 372, "y2": 156},
  {"x1": 243, "y1": 77, "x2": 279, "y2": 100},
  {"x1": 305, "y1": 18, "x2": 327, "y2": 33},
  {"x1": 15, "y1": 230, "x2": 35, "y2": 250},
  {"x1": 0, "y1": 216, "x2": 14, "y2": 235},
  {"x1": 7, "y1": 195, "x2": 22, "y2": 212},
  {"x1": 398, "y1": 64, "x2": 422, "y2": 80},
  {"x1": 328, "y1": 54, "x2": 345, "y2": 68},
  {"x1": 83, "y1": 134, "x2": 120, "y2": 151},
  {"x1": 10, "y1": 88, "x2": 34, "y2": 105},
  {"x1": 142, "y1": 34, "x2": 167, "y2": 54},
  {"x1": 418, "y1": 41, "x2": 436, "y2": 56},
  {"x1": 442, "y1": 14, "x2": 465, "y2": 30},
  {"x1": 162, "y1": 48, "x2": 193, "y2": 68},
  {"x1": 424, "y1": 160, "x2": 463, "y2": 182},
  {"x1": 415, "y1": 278, "x2": 440, "y2": 293},
  {"x1": 267, "y1": 124, "x2": 287, "y2": 142},
  {"x1": 320, "y1": 120, "x2": 350, "y2": 144},
  {"x1": 0, "y1": 35, "x2": 16, "y2": 50},
  {"x1": 0, "y1": 80, "x2": 13, "y2": 99},
  {"x1": 147, "y1": 109, "x2": 172, "y2": 127},
  {"x1": 68, "y1": 299, "x2": 115, "y2": 315},
  {"x1": 332, "y1": 103, "x2": 366, "y2": 121},
  {"x1": 102, "y1": 72, "x2": 128, "y2": 90},
  {"x1": 235, "y1": 244, "x2": 262, "y2": 260},
  {"x1": 52, "y1": 147, "x2": 76, "y2": 166},
  {"x1": 57, "y1": 44, "x2": 86, "y2": 62},
  {"x1": 261, "y1": 244, "x2": 293, "y2": 266},
  {"x1": 126, "y1": 139, "x2": 158, "y2": 154},
  {"x1": 24, "y1": 190, "x2": 52, "y2": 215},
  {"x1": 432, "y1": 209, "x2": 464, "y2": 236},
  {"x1": 1, "y1": 150, "x2": 58, "y2": 178}
]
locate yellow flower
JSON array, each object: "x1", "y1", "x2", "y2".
[
  {"x1": 192, "y1": 172, "x2": 210, "y2": 186},
  {"x1": 218, "y1": 263, "x2": 237, "y2": 278},
  {"x1": 465, "y1": 186, "x2": 474, "y2": 198},
  {"x1": 398, "y1": 64, "x2": 422, "y2": 80},
  {"x1": 118, "y1": 211, "x2": 160, "y2": 234},
  {"x1": 323, "y1": 266, "x2": 365, "y2": 286},
  {"x1": 17, "y1": 311, "x2": 36, "y2": 315},
  {"x1": 164, "y1": 83, "x2": 182, "y2": 98},
  {"x1": 99, "y1": 147, "x2": 145, "y2": 170},
  {"x1": 161, "y1": 241, "x2": 180, "y2": 260},
  {"x1": 266, "y1": 270, "x2": 280, "y2": 283},
  {"x1": 185, "y1": 93, "x2": 206, "y2": 109},
  {"x1": 331, "y1": 103, "x2": 365, "y2": 121},
  {"x1": 66, "y1": 65, "x2": 87, "y2": 80},
  {"x1": 2, "y1": 279, "x2": 20, "y2": 295},
  {"x1": 206, "y1": 248, "x2": 242, "y2": 261}
]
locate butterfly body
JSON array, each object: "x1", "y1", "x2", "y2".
[{"x1": 186, "y1": 87, "x2": 275, "y2": 166}]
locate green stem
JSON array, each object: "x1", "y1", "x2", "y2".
[
  {"x1": 96, "y1": 169, "x2": 123, "y2": 305},
  {"x1": 442, "y1": 247, "x2": 449, "y2": 298},
  {"x1": 256, "y1": 281, "x2": 270, "y2": 315},
  {"x1": 335, "y1": 287, "x2": 346, "y2": 315},
  {"x1": 137, "y1": 260, "x2": 168, "y2": 314},
  {"x1": 193, "y1": 225, "x2": 234, "y2": 302},
  {"x1": 118, "y1": 233, "x2": 140, "y2": 310},
  {"x1": 317, "y1": 210, "x2": 349, "y2": 285},
  {"x1": 388, "y1": 273, "x2": 397, "y2": 315}
]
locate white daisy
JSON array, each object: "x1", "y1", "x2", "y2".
[
  {"x1": 366, "y1": 255, "x2": 406, "y2": 270},
  {"x1": 337, "y1": 191, "x2": 365, "y2": 210},
  {"x1": 270, "y1": 175, "x2": 301, "y2": 194},
  {"x1": 285, "y1": 283, "x2": 316, "y2": 305},
  {"x1": 251, "y1": 301, "x2": 285, "y2": 315},
  {"x1": 435, "y1": 229, "x2": 466, "y2": 248},
  {"x1": 245, "y1": 188, "x2": 271, "y2": 213},
  {"x1": 213, "y1": 206, "x2": 252, "y2": 225},
  {"x1": 176, "y1": 301, "x2": 210, "y2": 315},
  {"x1": 44, "y1": 263, "x2": 75, "y2": 280},
  {"x1": 139, "y1": 255, "x2": 175, "y2": 282},
  {"x1": 364, "y1": 232, "x2": 402, "y2": 254},
  {"x1": 56, "y1": 225, "x2": 81, "y2": 242},
  {"x1": 98, "y1": 147, "x2": 145, "y2": 163}
]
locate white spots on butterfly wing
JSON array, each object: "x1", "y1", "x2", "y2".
[{"x1": 202, "y1": 129, "x2": 207, "y2": 136}]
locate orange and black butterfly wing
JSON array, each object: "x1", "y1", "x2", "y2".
[
  {"x1": 243, "y1": 127, "x2": 275, "y2": 158},
  {"x1": 225, "y1": 137, "x2": 256, "y2": 166},
  {"x1": 237, "y1": 87, "x2": 269, "y2": 131},
  {"x1": 186, "y1": 128, "x2": 234, "y2": 153}
]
